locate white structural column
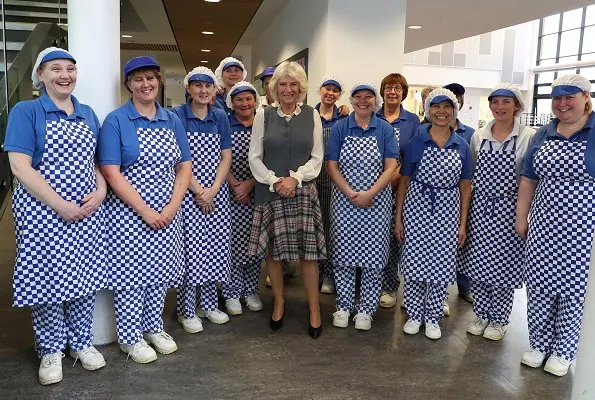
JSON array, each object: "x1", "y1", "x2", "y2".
[
  {"x1": 325, "y1": 0, "x2": 406, "y2": 94},
  {"x1": 572, "y1": 235, "x2": 595, "y2": 399},
  {"x1": 68, "y1": 0, "x2": 121, "y2": 345}
]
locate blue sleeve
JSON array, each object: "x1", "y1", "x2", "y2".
[
  {"x1": 218, "y1": 113, "x2": 233, "y2": 150},
  {"x1": 172, "y1": 114, "x2": 192, "y2": 162},
  {"x1": 400, "y1": 141, "x2": 415, "y2": 176},
  {"x1": 98, "y1": 116, "x2": 123, "y2": 166},
  {"x1": 90, "y1": 109, "x2": 101, "y2": 141},
  {"x1": 325, "y1": 122, "x2": 343, "y2": 161},
  {"x1": 521, "y1": 129, "x2": 545, "y2": 180},
  {"x1": 383, "y1": 124, "x2": 399, "y2": 159},
  {"x1": 459, "y1": 142, "x2": 474, "y2": 180},
  {"x1": 4, "y1": 101, "x2": 36, "y2": 157}
]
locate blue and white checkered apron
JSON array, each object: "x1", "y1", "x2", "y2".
[
  {"x1": 330, "y1": 136, "x2": 392, "y2": 269},
  {"x1": 104, "y1": 127, "x2": 184, "y2": 289},
  {"x1": 181, "y1": 131, "x2": 231, "y2": 285},
  {"x1": 525, "y1": 139, "x2": 595, "y2": 301},
  {"x1": 459, "y1": 137, "x2": 524, "y2": 287},
  {"x1": 12, "y1": 119, "x2": 106, "y2": 307},
  {"x1": 400, "y1": 146, "x2": 462, "y2": 284}
]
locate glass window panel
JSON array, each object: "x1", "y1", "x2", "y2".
[
  {"x1": 586, "y1": 5, "x2": 595, "y2": 26},
  {"x1": 536, "y1": 99, "x2": 553, "y2": 117},
  {"x1": 542, "y1": 14, "x2": 561, "y2": 35},
  {"x1": 559, "y1": 29, "x2": 580, "y2": 57},
  {"x1": 540, "y1": 34, "x2": 559, "y2": 59},
  {"x1": 580, "y1": 52, "x2": 595, "y2": 61},
  {"x1": 582, "y1": 26, "x2": 595, "y2": 53},
  {"x1": 562, "y1": 8, "x2": 583, "y2": 31},
  {"x1": 537, "y1": 71, "x2": 556, "y2": 84},
  {"x1": 578, "y1": 66, "x2": 595, "y2": 80},
  {"x1": 537, "y1": 85, "x2": 552, "y2": 95},
  {"x1": 558, "y1": 55, "x2": 578, "y2": 64}
]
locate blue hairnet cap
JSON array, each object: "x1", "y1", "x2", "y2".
[
  {"x1": 429, "y1": 94, "x2": 454, "y2": 107},
  {"x1": 260, "y1": 66, "x2": 276, "y2": 80},
  {"x1": 41, "y1": 49, "x2": 76, "y2": 64},
  {"x1": 488, "y1": 88, "x2": 516, "y2": 101},
  {"x1": 444, "y1": 83, "x2": 465, "y2": 95},
  {"x1": 124, "y1": 56, "x2": 160, "y2": 78},
  {"x1": 321, "y1": 79, "x2": 342, "y2": 91},
  {"x1": 551, "y1": 85, "x2": 584, "y2": 97},
  {"x1": 230, "y1": 84, "x2": 256, "y2": 98},
  {"x1": 188, "y1": 73, "x2": 215, "y2": 84},
  {"x1": 223, "y1": 60, "x2": 244, "y2": 71}
]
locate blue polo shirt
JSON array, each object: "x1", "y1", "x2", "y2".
[
  {"x1": 454, "y1": 119, "x2": 475, "y2": 144},
  {"x1": 228, "y1": 112, "x2": 253, "y2": 131},
  {"x1": 522, "y1": 112, "x2": 595, "y2": 180},
  {"x1": 4, "y1": 93, "x2": 100, "y2": 168},
  {"x1": 213, "y1": 91, "x2": 231, "y2": 115},
  {"x1": 325, "y1": 113, "x2": 399, "y2": 161},
  {"x1": 315, "y1": 103, "x2": 348, "y2": 129},
  {"x1": 401, "y1": 124, "x2": 474, "y2": 180},
  {"x1": 376, "y1": 105, "x2": 421, "y2": 152},
  {"x1": 98, "y1": 100, "x2": 191, "y2": 168},
  {"x1": 171, "y1": 103, "x2": 233, "y2": 150}
]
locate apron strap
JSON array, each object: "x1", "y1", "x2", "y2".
[{"x1": 413, "y1": 178, "x2": 458, "y2": 215}]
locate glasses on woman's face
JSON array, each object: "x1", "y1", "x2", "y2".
[{"x1": 384, "y1": 86, "x2": 403, "y2": 93}]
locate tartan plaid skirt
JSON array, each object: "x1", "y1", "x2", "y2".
[{"x1": 248, "y1": 182, "x2": 327, "y2": 262}]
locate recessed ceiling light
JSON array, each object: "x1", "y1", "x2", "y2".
[
  {"x1": 201, "y1": 49, "x2": 211, "y2": 52},
  {"x1": 122, "y1": 34, "x2": 133, "y2": 38},
  {"x1": 407, "y1": 25, "x2": 422, "y2": 30},
  {"x1": 204, "y1": 0, "x2": 221, "y2": 2},
  {"x1": 201, "y1": 60, "x2": 208, "y2": 63},
  {"x1": 202, "y1": 31, "x2": 214, "y2": 35}
]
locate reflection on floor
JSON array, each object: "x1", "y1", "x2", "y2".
[{"x1": 0, "y1": 211, "x2": 573, "y2": 400}]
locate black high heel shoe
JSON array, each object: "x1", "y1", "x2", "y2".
[
  {"x1": 270, "y1": 308, "x2": 284, "y2": 332},
  {"x1": 308, "y1": 312, "x2": 322, "y2": 339}
]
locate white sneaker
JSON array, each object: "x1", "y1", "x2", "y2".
[
  {"x1": 443, "y1": 301, "x2": 450, "y2": 316},
  {"x1": 70, "y1": 346, "x2": 106, "y2": 371},
  {"x1": 379, "y1": 291, "x2": 397, "y2": 308},
  {"x1": 265, "y1": 275, "x2": 272, "y2": 287},
  {"x1": 403, "y1": 318, "x2": 422, "y2": 335},
  {"x1": 225, "y1": 298, "x2": 243, "y2": 315},
  {"x1": 544, "y1": 355, "x2": 572, "y2": 377},
  {"x1": 245, "y1": 294, "x2": 263, "y2": 311},
  {"x1": 466, "y1": 316, "x2": 489, "y2": 336},
  {"x1": 177, "y1": 315, "x2": 204, "y2": 334},
  {"x1": 320, "y1": 277, "x2": 335, "y2": 294},
  {"x1": 203, "y1": 309, "x2": 230, "y2": 324},
  {"x1": 354, "y1": 313, "x2": 373, "y2": 331},
  {"x1": 120, "y1": 339, "x2": 157, "y2": 364},
  {"x1": 332, "y1": 310, "x2": 350, "y2": 328},
  {"x1": 483, "y1": 322, "x2": 508, "y2": 341},
  {"x1": 38, "y1": 351, "x2": 64, "y2": 385},
  {"x1": 425, "y1": 323, "x2": 442, "y2": 340},
  {"x1": 521, "y1": 349, "x2": 546, "y2": 368},
  {"x1": 143, "y1": 331, "x2": 178, "y2": 355}
]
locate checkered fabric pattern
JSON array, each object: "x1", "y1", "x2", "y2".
[
  {"x1": 176, "y1": 284, "x2": 197, "y2": 318},
  {"x1": 330, "y1": 136, "x2": 392, "y2": 269},
  {"x1": 382, "y1": 224, "x2": 401, "y2": 292},
  {"x1": 525, "y1": 140, "x2": 595, "y2": 302},
  {"x1": 403, "y1": 280, "x2": 448, "y2": 324},
  {"x1": 458, "y1": 138, "x2": 524, "y2": 288},
  {"x1": 104, "y1": 127, "x2": 184, "y2": 290},
  {"x1": 335, "y1": 266, "x2": 382, "y2": 315},
  {"x1": 31, "y1": 293, "x2": 95, "y2": 358},
  {"x1": 248, "y1": 183, "x2": 327, "y2": 261},
  {"x1": 12, "y1": 119, "x2": 107, "y2": 307},
  {"x1": 199, "y1": 282, "x2": 219, "y2": 311},
  {"x1": 114, "y1": 285, "x2": 167, "y2": 345},
  {"x1": 400, "y1": 147, "x2": 462, "y2": 284},
  {"x1": 317, "y1": 127, "x2": 334, "y2": 279},
  {"x1": 471, "y1": 279, "x2": 515, "y2": 325},
  {"x1": 181, "y1": 131, "x2": 231, "y2": 287},
  {"x1": 527, "y1": 289, "x2": 585, "y2": 361},
  {"x1": 222, "y1": 259, "x2": 262, "y2": 299}
]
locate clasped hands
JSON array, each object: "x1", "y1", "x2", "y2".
[{"x1": 273, "y1": 177, "x2": 299, "y2": 198}]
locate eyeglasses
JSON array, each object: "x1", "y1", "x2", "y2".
[{"x1": 384, "y1": 86, "x2": 403, "y2": 93}]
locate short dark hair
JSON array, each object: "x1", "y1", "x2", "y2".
[
  {"x1": 124, "y1": 68, "x2": 161, "y2": 93},
  {"x1": 380, "y1": 73, "x2": 409, "y2": 99},
  {"x1": 444, "y1": 83, "x2": 465, "y2": 96}
]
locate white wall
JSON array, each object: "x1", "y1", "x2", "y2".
[{"x1": 232, "y1": 44, "x2": 253, "y2": 80}]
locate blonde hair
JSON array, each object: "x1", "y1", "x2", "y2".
[
  {"x1": 124, "y1": 68, "x2": 161, "y2": 93},
  {"x1": 268, "y1": 61, "x2": 308, "y2": 104},
  {"x1": 585, "y1": 92, "x2": 593, "y2": 115}
]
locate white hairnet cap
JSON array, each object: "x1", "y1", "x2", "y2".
[
  {"x1": 488, "y1": 83, "x2": 525, "y2": 116},
  {"x1": 31, "y1": 47, "x2": 76, "y2": 89},
  {"x1": 350, "y1": 82, "x2": 382, "y2": 112},
  {"x1": 551, "y1": 74, "x2": 592, "y2": 96},
  {"x1": 226, "y1": 80, "x2": 260, "y2": 110},
  {"x1": 215, "y1": 57, "x2": 247, "y2": 87},
  {"x1": 319, "y1": 75, "x2": 344, "y2": 95},
  {"x1": 184, "y1": 66, "x2": 216, "y2": 88},
  {"x1": 424, "y1": 88, "x2": 459, "y2": 121}
]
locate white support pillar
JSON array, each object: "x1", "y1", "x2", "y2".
[
  {"x1": 68, "y1": 0, "x2": 121, "y2": 345},
  {"x1": 572, "y1": 235, "x2": 595, "y2": 399}
]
